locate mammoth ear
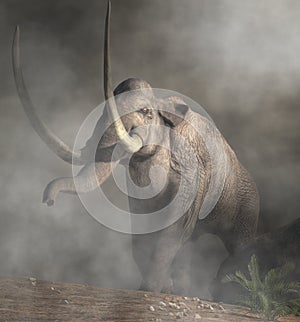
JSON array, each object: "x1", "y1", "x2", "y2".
[{"x1": 158, "y1": 96, "x2": 189, "y2": 127}]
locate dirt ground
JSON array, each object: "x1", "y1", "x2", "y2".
[{"x1": 0, "y1": 278, "x2": 298, "y2": 321}]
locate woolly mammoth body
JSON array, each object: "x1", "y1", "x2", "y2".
[{"x1": 13, "y1": 1, "x2": 259, "y2": 294}]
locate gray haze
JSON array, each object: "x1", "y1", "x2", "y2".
[{"x1": 0, "y1": 0, "x2": 299, "y2": 298}]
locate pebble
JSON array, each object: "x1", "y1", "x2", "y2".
[
  {"x1": 176, "y1": 312, "x2": 184, "y2": 319},
  {"x1": 195, "y1": 313, "x2": 201, "y2": 319},
  {"x1": 29, "y1": 277, "x2": 37, "y2": 286},
  {"x1": 169, "y1": 302, "x2": 180, "y2": 309},
  {"x1": 179, "y1": 302, "x2": 190, "y2": 310},
  {"x1": 159, "y1": 301, "x2": 166, "y2": 307},
  {"x1": 149, "y1": 305, "x2": 155, "y2": 312}
]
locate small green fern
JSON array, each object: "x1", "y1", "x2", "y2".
[{"x1": 222, "y1": 255, "x2": 300, "y2": 320}]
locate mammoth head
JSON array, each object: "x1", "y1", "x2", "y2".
[{"x1": 93, "y1": 76, "x2": 191, "y2": 160}]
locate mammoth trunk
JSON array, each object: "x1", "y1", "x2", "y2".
[{"x1": 43, "y1": 161, "x2": 117, "y2": 206}]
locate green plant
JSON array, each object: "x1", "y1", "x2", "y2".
[{"x1": 222, "y1": 255, "x2": 300, "y2": 320}]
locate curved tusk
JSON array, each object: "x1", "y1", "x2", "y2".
[
  {"x1": 104, "y1": 0, "x2": 143, "y2": 153},
  {"x1": 12, "y1": 26, "x2": 85, "y2": 165}
]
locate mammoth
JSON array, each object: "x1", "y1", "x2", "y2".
[{"x1": 13, "y1": 1, "x2": 259, "y2": 293}]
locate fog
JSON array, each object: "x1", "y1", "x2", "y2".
[{"x1": 0, "y1": 0, "x2": 299, "y2": 298}]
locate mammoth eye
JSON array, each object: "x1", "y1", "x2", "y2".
[{"x1": 140, "y1": 107, "x2": 150, "y2": 114}]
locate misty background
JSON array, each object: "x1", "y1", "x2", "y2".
[{"x1": 0, "y1": 0, "x2": 299, "y2": 298}]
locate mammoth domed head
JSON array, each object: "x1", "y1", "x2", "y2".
[
  {"x1": 96, "y1": 77, "x2": 165, "y2": 156},
  {"x1": 114, "y1": 78, "x2": 154, "y2": 98},
  {"x1": 96, "y1": 76, "x2": 189, "y2": 159},
  {"x1": 111, "y1": 77, "x2": 156, "y2": 117}
]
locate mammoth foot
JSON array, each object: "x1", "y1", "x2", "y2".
[
  {"x1": 161, "y1": 278, "x2": 174, "y2": 294},
  {"x1": 139, "y1": 277, "x2": 174, "y2": 294}
]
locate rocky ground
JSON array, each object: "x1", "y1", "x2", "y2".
[{"x1": 0, "y1": 278, "x2": 298, "y2": 321}]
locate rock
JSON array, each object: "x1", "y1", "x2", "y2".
[
  {"x1": 176, "y1": 311, "x2": 184, "y2": 319},
  {"x1": 149, "y1": 305, "x2": 155, "y2": 312}
]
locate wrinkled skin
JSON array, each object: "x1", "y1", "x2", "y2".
[{"x1": 43, "y1": 78, "x2": 259, "y2": 293}]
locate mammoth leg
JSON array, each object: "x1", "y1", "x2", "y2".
[
  {"x1": 136, "y1": 211, "x2": 198, "y2": 293},
  {"x1": 136, "y1": 225, "x2": 183, "y2": 293},
  {"x1": 43, "y1": 161, "x2": 117, "y2": 206}
]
